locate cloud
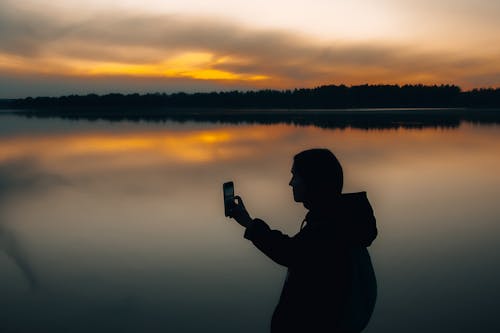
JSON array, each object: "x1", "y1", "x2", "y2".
[{"x1": 0, "y1": 1, "x2": 498, "y2": 96}]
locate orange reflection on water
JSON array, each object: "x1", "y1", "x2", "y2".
[
  {"x1": 3, "y1": 122, "x2": 500, "y2": 181},
  {"x1": 0, "y1": 125, "x2": 297, "y2": 167}
]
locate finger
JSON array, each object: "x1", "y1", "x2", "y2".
[{"x1": 233, "y1": 195, "x2": 245, "y2": 207}]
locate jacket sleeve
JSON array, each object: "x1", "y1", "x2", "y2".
[{"x1": 243, "y1": 218, "x2": 296, "y2": 267}]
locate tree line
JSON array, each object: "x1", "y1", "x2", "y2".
[{"x1": 2, "y1": 84, "x2": 500, "y2": 109}]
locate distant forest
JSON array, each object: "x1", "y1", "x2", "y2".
[{"x1": 2, "y1": 84, "x2": 500, "y2": 109}]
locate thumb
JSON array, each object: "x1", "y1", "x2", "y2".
[{"x1": 234, "y1": 195, "x2": 245, "y2": 208}]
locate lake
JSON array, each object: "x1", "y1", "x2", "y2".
[{"x1": 1, "y1": 110, "x2": 499, "y2": 333}]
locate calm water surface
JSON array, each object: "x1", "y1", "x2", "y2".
[{"x1": 1, "y1": 113, "x2": 499, "y2": 332}]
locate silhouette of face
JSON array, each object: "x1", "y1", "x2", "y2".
[{"x1": 289, "y1": 164, "x2": 306, "y2": 203}]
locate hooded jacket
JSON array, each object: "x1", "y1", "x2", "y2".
[{"x1": 244, "y1": 192, "x2": 377, "y2": 333}]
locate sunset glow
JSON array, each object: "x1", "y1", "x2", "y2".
[
  {"x1": 0, "y1": 0, "x2": 498, "y2": 97},
  {"x1": 0, "y1": 52, "x2": 269, "y2": 82},
  {"x1": 78, "y1": 53, "x2": 269, "y2": 81}
]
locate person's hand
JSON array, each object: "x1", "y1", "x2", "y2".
[{"x1": 227, "y1": 195, "x2": 252, "y2": 228}]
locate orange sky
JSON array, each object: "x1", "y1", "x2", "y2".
[{"x1": 0, "y1": 0, "x2": 499, "y2": 97}]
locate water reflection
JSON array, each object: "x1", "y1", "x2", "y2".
[
  {"x1": 0, "y1": 115, "x2": 500, "y2": 332},
  {"x1": 14, "y1": 107, "x2": 500, "y2": 130}
]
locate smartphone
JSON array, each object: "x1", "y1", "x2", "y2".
[{"x1": 223, "y1": 181, "x2": 235, "y2": 217}]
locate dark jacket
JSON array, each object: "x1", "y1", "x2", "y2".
[{"x1": 244, "y1": 192, "x2": 377, "y2": 333}]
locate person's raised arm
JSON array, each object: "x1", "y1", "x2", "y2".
[
  {"x1": 227, "y1": 196, "x2": 295, "y2": 267},
  {"x1": 243, "y1": 218, "x2": 295, "y2": 267}
]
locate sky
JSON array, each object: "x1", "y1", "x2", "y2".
[{"x1": 0, "y1": 0, "x2": 499, "y2": 98}]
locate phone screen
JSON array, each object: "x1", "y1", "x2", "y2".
[{"x1": 223, "y1": 181, "x2": 234, "y2": 216}]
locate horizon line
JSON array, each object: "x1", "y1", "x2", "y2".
[{"x1": 3, "y1": 83, "x2": 500, "y2": 100}]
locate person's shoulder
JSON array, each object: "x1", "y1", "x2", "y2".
[
  {"x1": 341, "y1": 192, "x2": 373, "y2": 214},
  {"x1": 341, "y1": 191, "x2": 368, "y2": 202},
  {"x1": 340, "y1": 191, "x2": 377, "y2": 246}
]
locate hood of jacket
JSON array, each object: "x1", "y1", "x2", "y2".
[{"x1": 305, "y1": 191, "x2": 377, "y2": 247}]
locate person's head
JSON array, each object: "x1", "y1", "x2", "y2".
[{"x1": 289, "y1": 148, "x2": 343, "y2": 206}]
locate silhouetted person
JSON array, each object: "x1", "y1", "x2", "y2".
[{"x1": 228, "y1": 148, "x2": 377, "y2": 333}]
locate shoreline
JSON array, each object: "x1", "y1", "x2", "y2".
[{"x1": 3, "y1": 107, "x2": 499, "y2": 130}]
